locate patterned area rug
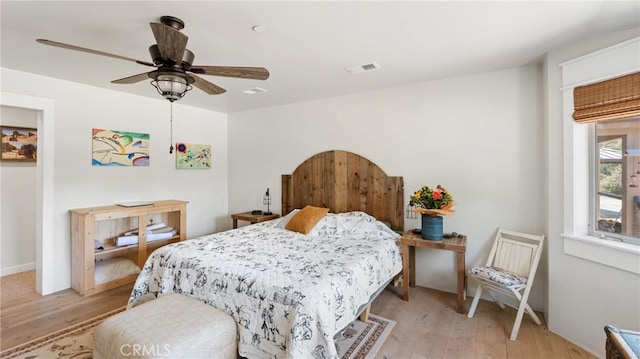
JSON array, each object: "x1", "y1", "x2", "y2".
[
  {"x1": 336, "y1": 314, "x2": 396, "y2": 359},
  {"x1": 0, "y1": 308, "x2": 394, "y2": 359}
]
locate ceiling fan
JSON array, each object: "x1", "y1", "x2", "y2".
[{"x1": 36, "y1": 15, "x2": 270, "y2": 102}]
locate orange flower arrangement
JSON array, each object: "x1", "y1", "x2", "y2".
[{"x1": 410, "y1": 185, "x2": 455, "y2": 216}]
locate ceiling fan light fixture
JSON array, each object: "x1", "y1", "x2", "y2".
[
  {"x1": 150, "y1": 69, "x2": 193, "y2": 102},
  {"x1": 37, "y1": 16, "x2": 269, "y2": 102}
]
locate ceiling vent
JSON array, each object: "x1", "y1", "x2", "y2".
[
  {"x1": 345, "y1": 62, "x2": 381, "y2": 74},
  {"x1": 243, "y1": 87, "x2": 268, "y2": 95}
]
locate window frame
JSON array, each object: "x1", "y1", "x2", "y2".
[
  {"x1": 561, "y1": 119, "x2": 640, "y2": 275},
  {"x1": 559, "y1": 37, "x2": 640, "y2": 275},
  {"x1": 592, "y1": 124, "x2": 638, "y2": 245}
]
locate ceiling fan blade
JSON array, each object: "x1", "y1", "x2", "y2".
[
  {"x1": 111, "y1": 72, "x2": 150, "y2": 84},
  {"x1": 190, "y1": 74, "x2": 226, "y2": 95},
  {"x1": 150, "y1": 22, "x2": 188, "y2": 64},
  {"x1": 189, "y1": 66, "x2": 270, "y2": 80},
  {"x1": 36, "y1": 39, "x2": 155, "y2": 67}
]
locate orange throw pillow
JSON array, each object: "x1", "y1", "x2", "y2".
[{"x1": 285, "y1": 205, "x2": 330, "y2": 234}]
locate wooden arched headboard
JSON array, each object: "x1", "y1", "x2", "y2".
[{"x1": 282, "y1": 150, "x2": 404, "y2": 231}]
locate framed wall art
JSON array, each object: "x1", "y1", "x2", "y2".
[
  {"x1": 1, "y1": 125, "x2": 37, "y2": 162},
  {"x1": 92, "y1": 128, "x2": 150, "y2": 166},
  {"x1": 176, "y1": 143, "x2": 211, "y2": 169}
]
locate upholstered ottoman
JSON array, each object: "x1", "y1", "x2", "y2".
[{"x1": 94, "y1": 293, "x2": 237, "y2": 359}]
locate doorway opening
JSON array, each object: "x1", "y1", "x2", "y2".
[{"x1": 1, "y1": 92, "x2": 55, "y2": 295}]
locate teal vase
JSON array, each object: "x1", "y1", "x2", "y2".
[{"x1": 421, "y1": 214, "x2": 443, "y2": 241}]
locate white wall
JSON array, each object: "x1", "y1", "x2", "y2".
[
  {"x1": 1, "y1": 68, "x2": 229, "y2": 292},
  {"x1": 228, "y1": 65, "x2": 547, "y2": 309},
  {"x1": 1, "y1": 106, "x2": 38, "y2": 275},
  {"x1": 545, "y1": 29, "x2": 640, "y2": 357}
]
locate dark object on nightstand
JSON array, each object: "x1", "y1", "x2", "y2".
[
  {"x1": 443, "y1": 232, "x2": 464, "y2": 239},
  {"x1": 605, "y1": 325, "x2": 640, "y2": 359},
  {"x1": 263, "y1": 188, "x2": 273, "y2": 215},
  {"x1": 251, "y1": 210, "x2": 262, "y2": 215}
]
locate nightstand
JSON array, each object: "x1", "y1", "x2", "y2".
[
  {"x1": 400, "y1": 230, "x2": 467, "y2": 314},
  {"x1": 231, "y1": 211, "x2": 279, "y2": 229}
]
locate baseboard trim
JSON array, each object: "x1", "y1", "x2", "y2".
[{"x1": 1, "y1": 262, "x2": 36, "y2": 277}]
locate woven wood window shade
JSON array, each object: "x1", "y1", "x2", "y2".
[{"x1": 573, "y1": 72, "x2": 640, "y2": 123}]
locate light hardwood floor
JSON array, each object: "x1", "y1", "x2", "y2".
[
  {"x1": 372, "y1": 286, "x2": 596, "y2": 359},
  {"x1": 1, "y1": 281, "x2": 131, "y2": 350},
  {"x1": 1, "y1": 281, "x2": 596, "y2": 358}
]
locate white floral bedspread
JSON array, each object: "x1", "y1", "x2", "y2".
[{"x1": 128, "y1": 212, "x2": 402, "y2": 359}]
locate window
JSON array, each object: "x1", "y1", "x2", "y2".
[
  {"x1": 593, "y1": 117, "x2": 640, "y2": 243},
  {"x1": 560, "y1": 39, "x2": 640, "y2": 274}
]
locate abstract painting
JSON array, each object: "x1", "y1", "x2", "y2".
[
  {"x1": 92, "y1": 128, "x2": 149, "y2": 166},
  {"x1": 175, "y1": 143, "x2": 211, "y2": 169},
  {"x1": 1, "y1": 126, "x2": 37, "y2": 162}
]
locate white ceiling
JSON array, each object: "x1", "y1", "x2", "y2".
[{"x1": 2, "y1": 1, "x2": 639, "y2": 114}]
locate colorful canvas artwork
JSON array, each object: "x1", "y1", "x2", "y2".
[
  {"x1": 92, "y1": 128, "x2": 149, "y2": 166},
  {"x1": 175, "y1": 143, "x2": 211, "y2": 169}
]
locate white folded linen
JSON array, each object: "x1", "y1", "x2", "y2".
[
  {"x1": 124, "y1": 222, "x2": 166, "y2": 235},
  {"x1": 115, "y1": 229, "x2": 177, "y2": 247}
]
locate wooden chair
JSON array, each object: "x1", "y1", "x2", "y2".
[{"x1": 467, "y1": 228, "x2": 545, "y2": 341}]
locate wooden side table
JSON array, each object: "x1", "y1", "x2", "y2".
[
  {"x1": 400, "y1": 230, "x2": 467, "y2": 314},
  {"x1": 231, "y1": 212, "x2": 279, "y2": 229}
]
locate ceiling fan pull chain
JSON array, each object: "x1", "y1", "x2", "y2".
[{"x1": 169, "y1": 101, "x2": 174, "y2": 154}]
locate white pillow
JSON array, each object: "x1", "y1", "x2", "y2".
[
  {"x1": 309, "y1": 211, "x2": 394, "y2": 237},
  {"x1": 94, "y1": 257, "x2": 140, "y2": 285},
  {"x1": 274, "y1": 209, "x2": 301, "y2": 229}
]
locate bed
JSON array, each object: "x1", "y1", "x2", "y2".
[{"x1": 128, "y1": 150, "x2": 404, "y2": 358}]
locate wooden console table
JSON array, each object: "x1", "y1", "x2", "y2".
[
  {"x1": 70, "y1": 200, "x2": 187, "y2": 296},
  {"x1": 400, "y1": 230, "x2": 467, "y2": 314}
]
